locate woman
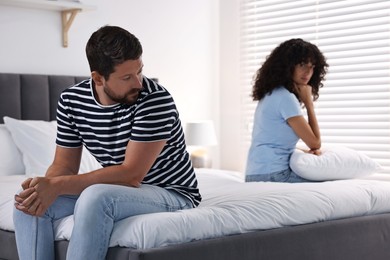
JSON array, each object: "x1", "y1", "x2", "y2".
[{"x1": 245, "y1": 38, "x2": 328, "y2": 183}]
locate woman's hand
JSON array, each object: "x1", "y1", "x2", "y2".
[
  {"x1": 308, "y1": 149, "x2": 322, "y2": 156},
  {"x1": 294, "y1": 84, "x2": 314, "y2": 105}
]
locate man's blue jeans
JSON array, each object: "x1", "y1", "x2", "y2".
[{"x1": 13, "y1": 183, "x2": 193, "y2": 260}]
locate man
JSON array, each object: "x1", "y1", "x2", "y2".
[{"x1": 13, "y1": 25, "x2": 201, "y2": 260}]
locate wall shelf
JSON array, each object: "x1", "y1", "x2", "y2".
[{"x1": 0, "y1": 0, "x2": 97, "y2": 47}]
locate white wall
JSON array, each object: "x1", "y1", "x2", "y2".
[
  {"x1": 219, "y1": 0, "x2": 244, "y2": 172},
  {"x1": 0, "y1": 0, "x2": 243, "y2": 171}
]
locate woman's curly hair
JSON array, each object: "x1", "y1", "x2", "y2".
[{"x1": 252, "y1": 38, "x2": 329, "y2": 102}]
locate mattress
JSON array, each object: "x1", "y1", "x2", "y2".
[{"x1": 2, "y1": 169, "x2": 390, "y2": 250}]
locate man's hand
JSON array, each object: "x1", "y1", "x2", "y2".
[
  {"x1": 14, "y1": 177, "x2": 59, "y2": 217},
  {"x1": 14, "y1": 185, "x2": 35, "y2": 214}
]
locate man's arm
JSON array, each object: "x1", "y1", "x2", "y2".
[
  {"x1": 54, "y1": 139, "x2": 166, "y2": 194},
  {"x1": 14, "y1": 145, "x2": 83, "y2": 215},
  {"x1": 15, "y1": 139, "x2": 166, "y2": 216},
  {"x1": 45, "y1": 145, "x2": 83, "y2": 177}
]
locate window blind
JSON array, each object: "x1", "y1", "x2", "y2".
[{"x1": 239, "y1": 0, "x2": 390, "y2": 173}]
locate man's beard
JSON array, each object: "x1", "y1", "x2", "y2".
[{"x1": 103, "y1": 84, "x2": 141, "y2": 105}]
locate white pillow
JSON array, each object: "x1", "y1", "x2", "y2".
[
  {"x1": 3, "y1": 117, "x2": 101, "y2": 177},
  {"x1": 289, "y1": 146, "x2": 382, "y2": 181},
  {"x1": 0, "y1": 125, "x2": 25, "y2": 176}
]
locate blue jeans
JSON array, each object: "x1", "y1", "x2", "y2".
[
  {"x1": 13, "y1": 184, "x2": 193, "y2": 260},
  {"x1": 245, "y1": 168, "x2": 311, "y2": 183}
]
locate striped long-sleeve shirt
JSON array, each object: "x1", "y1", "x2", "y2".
[{"x1": 56, "y1": 76, "x2": 201, "y2": 206}]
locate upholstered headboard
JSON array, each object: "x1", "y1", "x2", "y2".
[{"x1": 0, "y1": 73, "x2": 88, "y2": 123}]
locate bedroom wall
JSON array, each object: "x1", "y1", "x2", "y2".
[
  {"x1": 0, "y1": 0, "x2": 235, "y2": 170},
  {"x1": 219, "y1": 0, "x2": 243, "y2": 172}
]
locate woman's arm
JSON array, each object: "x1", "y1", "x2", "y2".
[{"x1": 287, "y1": 84, "x2": 321, "y2": 151}]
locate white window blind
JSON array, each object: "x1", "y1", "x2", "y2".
[{"x1": 240, "y1": 0, "x2": 390, "y2": 173}]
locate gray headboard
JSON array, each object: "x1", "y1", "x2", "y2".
[{"x1": 0, "y1": 73, "x2": 88, "y2": 124}]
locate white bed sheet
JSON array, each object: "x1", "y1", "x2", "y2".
[{"x1": 2, "y1": 170, "x2": 390, "y2": 250}]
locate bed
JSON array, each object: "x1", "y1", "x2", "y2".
[{"x1": 1, "y1": 72, "x2": 390, "y2": 260}]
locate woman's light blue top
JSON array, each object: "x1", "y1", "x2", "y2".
[{"x1": 245, "y1": 87, "x2": 303, "y2": 176}]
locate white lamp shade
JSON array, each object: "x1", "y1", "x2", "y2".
[{"x1": 185, "y1": 121, "x2": 217, "y2": 146}]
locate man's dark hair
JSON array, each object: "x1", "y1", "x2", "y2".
[{"x1": 86, "y1": 25, "x2": 143, "y2": 80}]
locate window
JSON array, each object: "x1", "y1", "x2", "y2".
[{"x1": 240, "y1": 0, "x2": 390, "y2": 173}]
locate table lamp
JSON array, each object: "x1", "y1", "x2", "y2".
[{"x1": 185, "y1": 120, "x2": 217, "y2": 168}]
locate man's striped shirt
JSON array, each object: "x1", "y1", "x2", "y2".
[{"x1": 56, "y1": 76, "x2": 201, "y2": 206}]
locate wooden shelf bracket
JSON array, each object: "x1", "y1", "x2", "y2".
[
  {"x1": 61, "y1": 9, "x2": 80, "y2": 48},
  {"x1": 0, "y1": 0, "x2": 96, "y2": 47}
]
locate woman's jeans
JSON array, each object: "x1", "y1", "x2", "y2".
[
  {"x1": 245, "y1": 168, "x2": 311, "y2": 183},
  {"x1": 13, "y1": 184, "x2": 193, "y2": 260}
]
